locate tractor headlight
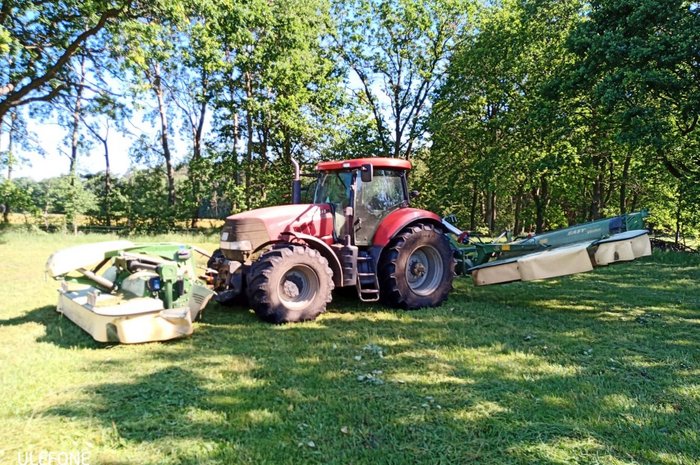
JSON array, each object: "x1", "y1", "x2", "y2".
[
  {"x1": 148, "y1": 277, "x2": 162, "y2": 292},
  {"x1": 220, "y1": 240, "x2": 253, "y2": 251}
]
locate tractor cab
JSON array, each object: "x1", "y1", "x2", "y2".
[{"x1": 313, "y1": 158, "x2": 412, "y2": 246}]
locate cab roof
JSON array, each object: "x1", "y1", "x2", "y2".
[{"x1": 316, "y1": 157, "x2": 412, "y2": 171}]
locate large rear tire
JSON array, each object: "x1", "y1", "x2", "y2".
[
  {"x1": 379, "y1": 223, "x2": 455, "y2": 309},
  {"x1": 247, "y1": 245, "x2": 334, "y2": 323}
]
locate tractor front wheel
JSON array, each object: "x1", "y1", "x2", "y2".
[
  {"x1": 247, "y1": 245, "x2": 334, "y2": 323},
  {"x1": 379, "y1": 223, "x2": 455, "y2": 309}
]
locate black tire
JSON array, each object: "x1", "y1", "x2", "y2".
[
  {"x1": 379, "y1": 223, "x2": 455, "y2": 309},
  {"x1": 247, "y1": 245, "x2": 334, "y2": 323}
]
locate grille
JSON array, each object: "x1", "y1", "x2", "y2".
[{"x1": 221, "y1": 218, "x2": 270, "y2": 260}]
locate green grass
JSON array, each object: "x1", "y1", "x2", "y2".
[{"x1": 1, "y1": 231, "x2": 699, "y2": 465}]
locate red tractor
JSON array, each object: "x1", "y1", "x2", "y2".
[{"x1": 208, "y1": 157, "x2": 456, "y2": 323}]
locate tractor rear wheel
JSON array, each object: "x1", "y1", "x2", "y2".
[
  {"x1": 379, "y1": 223, "x2": 455, "y2": 309},
  {"x1": 247, "y1": 245, "x2": 334, "y2": 323}
]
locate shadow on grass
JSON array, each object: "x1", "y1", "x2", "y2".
[
  {"x1": 19, "y1": 253, "x2": 700, "y2": 463},
  {"x1": 0, "y1": 305, "x2": 111, "y2": 349}
]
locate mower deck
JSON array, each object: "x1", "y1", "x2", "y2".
[
  {"x1": 47, "y1": 241, "x2": 214, "y2": 344},
  {"x1": 56, "y1": 284, "x2": 214, "y2": 343},
  {"x1": 469, "y1": 230, "x2": 651, "y2": 286}
]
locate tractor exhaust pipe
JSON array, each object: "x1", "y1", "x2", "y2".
[{"x1": 291, "y1": 158, "x2": 302, "y2": 204}]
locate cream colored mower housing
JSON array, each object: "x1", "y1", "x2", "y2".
[
  {"x1": 469, "y1": 231, "x2": 652, "y2": 286},
  {"x1": 46, "y1": 242, "x2": 214, "y2": 343}
]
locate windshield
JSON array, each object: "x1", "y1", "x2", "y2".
[
  {"x1": 313, "y1": 168, "x2": 407, "y2": 245},
  {"x1": 354, "y1": 169, "x2": 407, "y2": 245},
  {"x1": 357, "y1": 169, "x2": 405, "y2": 211}
]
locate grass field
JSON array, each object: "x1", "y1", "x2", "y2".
[{"x1": 0, "y1": 231, "x2": 698, "y2": 465}]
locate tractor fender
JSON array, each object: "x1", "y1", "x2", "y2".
[
  {"x1": 276, "y1": 231, "x2": 344, "y2": 287},
  {"x1": 372, "y1": 208, "x2": 444, "y2": 248}
]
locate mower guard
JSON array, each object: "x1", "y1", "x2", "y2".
[
  {"x1": 46, "y1": 241, "x2": 214, "y2": 344},
  {"x1": 468, "y1": 231, "x2": 652, "y2": 286},
  {"x1": 459, "y1": 212, "x2": 652, "y2": 286}
]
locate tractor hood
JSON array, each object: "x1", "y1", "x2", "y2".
[{"x1": 220, "y1": 204, "x2": 335, "y2": 259}]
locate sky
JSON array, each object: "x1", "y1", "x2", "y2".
[
  {"x1": 6, "y1": 70, "x2": 381, "y2": 182},
  {"x1": 6, "y1": 64, "x2": 390, "y2": 181},
  {"x1": 9, "y1": 107, "x2": 195, "y2": 182},
  {"x1": 13, "y1": 119, "x2": 134, "y2": 181}
]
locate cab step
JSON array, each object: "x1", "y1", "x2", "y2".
[{"x1": 356, "y1": 253, "x2": 380, "y2": 302}]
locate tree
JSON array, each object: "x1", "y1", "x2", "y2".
[
  {"x1": 165, "y1": 5, "x2": 221, "y2": 227},
  {"x1": 568, "y1": 0, "x2": 700, "y2": 179},
  {"x1": 0, "y1": 107, "x2": 41, "y2": 221},
  {"x1": 566, "y1": 0, "x2": 700, "y2": 237},
  {"x1": 117, "y1": 15, "x2": 181, "y2": 208},
  {"x1": 45, "y1": 175, "x2": 96, "y2": 234},
  {"x1": 332, "y1": 0, "x2": 471, "y2": 159},
  {"x1": 81, "y1": 97, "x2": 126, "y2": 227},
  {"x1": 209, "y1": 0, "x2": 345, "y2": 210},
  {"x1": 0, "y1": 0, "x2": 132, "y2": 123},
  {"x1": 425, "y1": 0, "x2": 584, "y2": 233},
  {"x1": 0, "y1": 179, "x2": 36, "y2": 223}
]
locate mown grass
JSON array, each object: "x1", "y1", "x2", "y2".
[{"x1": 0, "y1": 230, "x2": 698, "y2": 465}]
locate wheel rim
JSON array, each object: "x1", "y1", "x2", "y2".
[
  {"x1": 278, "y1": 264, "x2": 320, "y2": 309},
  {"x1": 405, "y1": 245, "x2": 443, "y2": 296}
]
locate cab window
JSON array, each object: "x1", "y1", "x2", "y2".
[
  {"x1": 314, "y1": 170, "x2": 354, "y2": 237},
  {"x1": 313, "y1": 171, "x2": 353, "y2": 207}
]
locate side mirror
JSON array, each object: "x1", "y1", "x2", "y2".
[
  {"x1": 410, "y1": 190, "x2": 420, "y2": 199},
  {"x1": 360, "y1": 163, "x2": 373, "y2": 183}
]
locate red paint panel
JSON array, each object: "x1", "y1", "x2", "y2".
[
  {"x1": 316, "y1": 157, "x2": 411, "y2": 171},
  {"x1": 226, "y1": 204, "x2": 334, "y2": 244},
  {"x1": 372, "y1": 208, "x2": 442, "y2": 247}
]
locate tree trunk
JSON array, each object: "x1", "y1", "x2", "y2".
[
  {"x1": 469, "y1": 183, "x2": 478, "y2": 231},
  {"x1": 69, "y1": 92, "x2": 82, "y2": 179},
  {"x1": 674, "y1": 190, "x2": 682, "y2": 245},
  {"x1": 260, "y1": 95, "x2": 269, "y2": 167},
  {"x1": 283, "y1": 129, "x2": 292, "y2": 163},
  {"x1": 232, "y1": 112, "x2": 240, "y2": 212},
  {"x1": 630, "y1": 192, "x2": 639, "y2": 213},
  {"x1": 102, "y1": 135, "x2": 111, "y2": 227},
  {"x1": 619, "y1": 152, "x2": 632, "y2": 215},
  {"x1": 393, "y1": 94, "x2": 402, "y2": 158},
  {"x1": 483, "y1": 190, "x2": 497, "y2": 233},
  {"x1": 2, "y1": 111, "x2": 18, "y2": 223},
  {"x1": 604, "y1": 154, "x2": 614, "y2": 208},
  {"x1": 532, "y1": 176, "x2": 549, "y2": 234},
  {"x1": 484, "y1": 190, "x2": 491, "y2": 233},
  {"x1": 245, "y1": 71, "x2": 254, "y2": 209},
  {"x1": 513, "y1": 184, "x2": 524, "y2": 235},
  {"x1": 189, "y1": 82, "x2": 208, "y2": 229},
  {"x1": 589, "y1": 154, "x2": 608, "y2": 220},
  {"x1": 68, "y1": 54, "x2": 87, "y2": 186},
  {"x1": 233, "y1": 112, "x2": 240, "y2": 184},
  {"x1": 151, "y1": 63, "x2": 176, "y2": 208},
  {"x1": 6, "y1": 110, "x2": 17, "y2": 181}
]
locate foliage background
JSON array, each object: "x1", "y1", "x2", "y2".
[{"x1": 0, "y1": 0, "x2": 698, "y2": 239}]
